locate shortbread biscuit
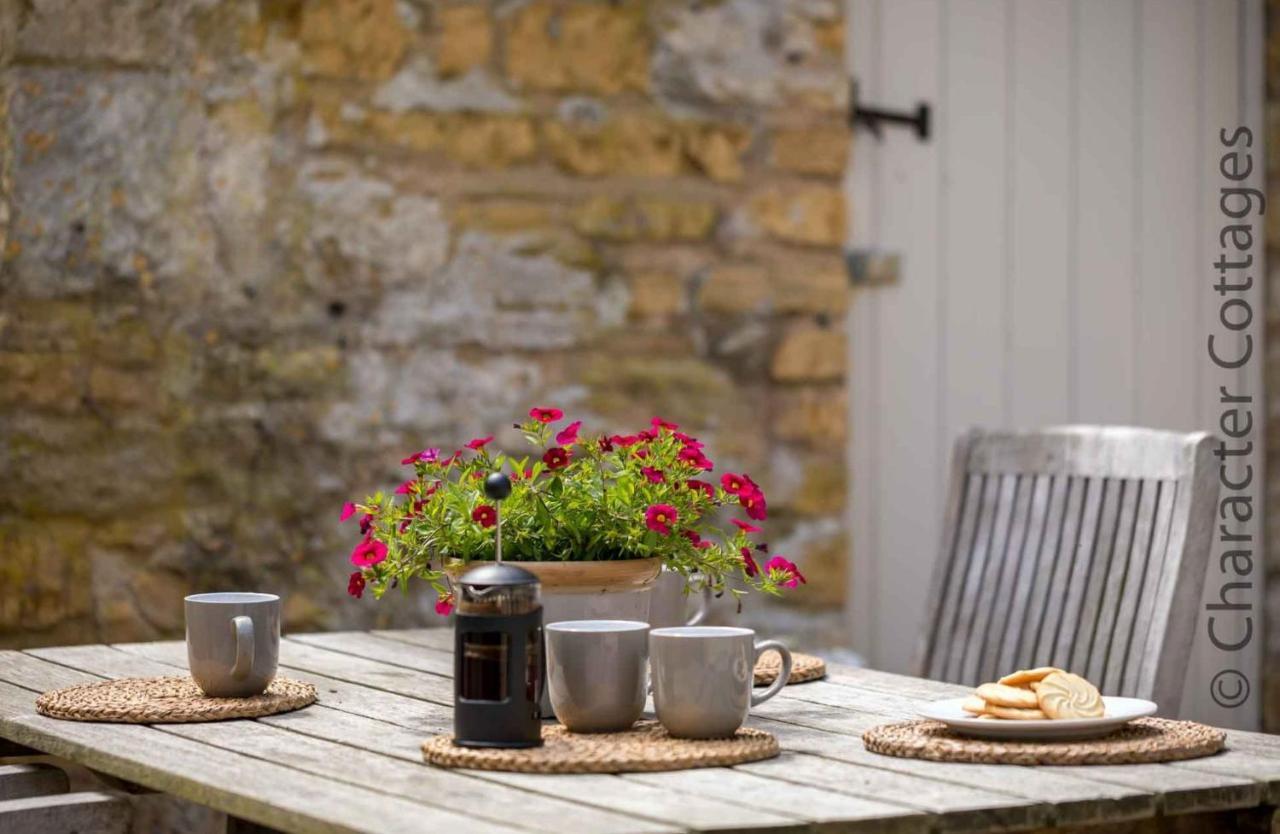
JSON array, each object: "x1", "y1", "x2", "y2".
[
  {"x1": 974, "y1": 682, "x2": 1039, "y2": 709},
  {"x1": 961, "y1": 696, "x2": 988, "y2": 715},
  {"x1": 1036, "y1": 672, "x2": 1104, "y2": 719},
  {"x1": 998, "y1": 666, "x2": 1063, "y2": 687},
  {"x1": 986, "y1": 704, "x2": 1048, "y2": 720}
]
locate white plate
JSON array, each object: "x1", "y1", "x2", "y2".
[{"x1": 919, "y1": 696, "x2": 1159, "y2": 740}]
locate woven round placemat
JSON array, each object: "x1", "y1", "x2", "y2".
[
  {"x1": 754, "y1": 652, "x2": 826, "y2": 686},
  {"x1": 422, "y1": 720, "x2": 778, "y2": 773},
  {"x1": 35, "y1": 676, "x2": 317, "y2": 724},
  {"x1": 862, "y1": 717, "x2": 1225, "y2": 765}
]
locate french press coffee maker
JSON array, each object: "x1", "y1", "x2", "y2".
[{"x1": 452, "y1": 472, "x2": 544, "y2": 748}]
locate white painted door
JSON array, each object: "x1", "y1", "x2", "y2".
[{"x1": 845, "y1": 0, "x2": 1265, "y2": 728}]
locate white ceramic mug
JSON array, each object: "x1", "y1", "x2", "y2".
[
  {"x1": 649, "y1": 626, "x2": 791, "y2": 739},
  {"x1": 185, "y1": 592, "x2": 280, "y2": 697},
  {"x1": 546, "y1": 620, "x2": 649, "y2": 732}
]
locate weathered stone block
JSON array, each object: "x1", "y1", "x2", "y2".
[
  {"x1": 773, "y1": 384, "x2": 847, "y2": 445},
  {"x1": 436, "y1": 4, "x2": 492, "y2": 78},
  {"x1": 15, "y1": 0, "x2": 183, "y2": 67},
  {"x1": 771, "y1": 124, "x2": 850, "y2": 176},
  {"x1": 300, "y1": 0, "x2": 409, "y2": 80},
  {"x1": 747, "y1": 184, "x2": 846, "y2": 247},
  {"x1": 774, "y1": 261, "x2": 848, "y2": 314},
  {"x1": 698, "y1": 263, "x2": 770, "y2": 314},
  {"x1": 573, "y1": 196, "x2": 718, "y2": 241},
  {"x1": 684, "y1": 125, "x2": 751, "y2": 183},
  {"x1": 505, "y1": 1, "x2": 650, "y2": 95},
  {"x1": 628, "y1": 271, "x2": 686, "y2": 318},
  {"x1": 544, "y1": 113, "x2": 683, "y2": 178},
  {"x1": 771, "y1": 321, "x2": 846, "y2": 381}
]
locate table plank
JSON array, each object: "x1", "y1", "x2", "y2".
[
  {"x1": 106, "y1": 644, "x2": 852, "y2": 833},
  {"x1": 16, "y1": 648, "x2": 675, "y2": 834},
  {"x1": 0, "y1": 660, "x2": 513, "y2": 834}
]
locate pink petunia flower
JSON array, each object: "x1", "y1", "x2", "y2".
[
  {"x1": 394, "y1": 479, "x2": 418, "y2": 495},
  {"x1": 529, "y1": 407, "x2": 564, "y2": 423},
  {"x1": 340, "y1": 502, "x2": 357, "y2": 522},
  {"x1": 358, "y1": 513, "x2": 374, "y2": 535},
  {"x1": 347, "y1": 571, "x2": 366, "y2": 598},
  {"x1": 465, "y1": 436, "x2": 494, "y2": 450},
  {"x1": 555, "y1": 420, "x2": 582, "y2": 445},
  {"x1": 633, "y1": 448, "x2": 649, "y2": 460},
  {"x1": 543, "y1": 447, "x2": 571, "y2": 470},
  {"x1": 401, "y1": 448, "x2": 440, "y2": 466},
  {"x1": 721, "y1": 473, "x2": 749, "y2": 494},
  {"x1": 641, "y1": 466, "x2": 665, "y2": 484},
  {"x1": 732, "y1": 519, "x2": 762, "y2": 534},
  {"x1": 645, "y1": 504, "x2": 678, "y2": 536},
  {"x1": 435, "y1": 593, "x2": 455, "y2": 616},
  {"x1": 472, "y1": 505, "x2": 497, "y2": 528},
  {"x1": 686, "y1": 479, "x2": 715, "y2": 498},
  {"x1": 765, "y1": 556, "x2": 807, "y2": 588},
  {"x1": 350, "y1": 537, "x2": 388, "y2": 567},
  {"x1": 739, "y1": 487, "x2": 767, "y2": 521},
  {"x1": 678, "y1": 446, "x2": 713, "y2": 470},
  {"x1": 611, "y1": 434, "x2": 642, "y2": 448},
  {"x1": 651, "y1": 416, "x2": 679, "y2": 431},
  {"x1": 598, "y1": 436, "x2": 615, "y2": 452},
  {"x1": 740, "y1": 547, "x2": 759, "y2": 577},
  {"x1": 637, "y1": 428, "x2": 658, "y2": 442}
]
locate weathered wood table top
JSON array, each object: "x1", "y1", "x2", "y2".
[{"x1": 1, "y1": 629, "x2": 1278, "y2": 833}]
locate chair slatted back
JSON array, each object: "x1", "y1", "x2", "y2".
[{"x1": 917, "y1": 427, "x2": 1218, "y2": 713}]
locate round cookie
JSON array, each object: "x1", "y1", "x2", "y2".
[
  {"x1": 974, "y1": 682, "x2": 1039, "y2": 710},
  {"x1": 986, "y1": 704, "x2": 1048, "y2": 720},
  {"x1": 961, "y1": 696, "x2": 988, "y2": 715},
  {"x1": 998, "y1": 666, "x2": 1064, "y2": 687},
  {"x1": 1036, "y1": 671, "x2": 1104, "y2": 719}
]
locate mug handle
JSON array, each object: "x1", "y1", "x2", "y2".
[
  {"x1": 750, "y1": 640, "x2": 791, "y2": 707},
  {"x1": 230, "y1": 616, "x2": 255, "y2": 681},
  {"x1": 685, "y1": 576, "x2": 712, "y2": 626}
]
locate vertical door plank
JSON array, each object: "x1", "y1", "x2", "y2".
[
  {"x1": 852, "y1": 0, "x2": 947, "y2": 672},
  {"x1": 1008, "y1": 0, "x2": 1072, "y2": 427},
  {"x1": 1134, "y1": 0, "x2": 1200, "y2": 430},
  {"x1": 1072, "y1": 0, "x2": 1138, "y2": 422},
  {"x1": 941, "y1": 0, "x2": 1010, "y2": 441}
]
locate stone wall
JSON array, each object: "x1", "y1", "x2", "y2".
[{"x1": 0, "y1": 0, "x2": 851, "y2": 646}]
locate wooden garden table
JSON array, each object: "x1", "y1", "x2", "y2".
[{"x1": 1, "y1": 629, "x2": 1278, "y2": 833}]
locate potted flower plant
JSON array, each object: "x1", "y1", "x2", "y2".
[{"x1": 340, "y1": 407, "x2": 805, "y2": 619}]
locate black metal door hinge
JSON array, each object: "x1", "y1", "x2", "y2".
[{"x1": 849, "y1": 79, "x2": 931, "y2": 142}]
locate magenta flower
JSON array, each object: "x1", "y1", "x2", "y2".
[
  {"x1": 465, "y1": 436, "x2": 494, "y2": 450},
  {"x1": 543, "y1": 447, "x2": 571, "y2": 470},
  {"x1": 641, "y1": 466, "x2": 665, "y2": 484},
  {"x1": 651, "y1": 416, "x2": 679, "y2": 431},
  {"x1": 740, "y1": 547, "x2": 759, "y2": 577},
  {"x1": 401, "y1": 448, "x2": 440, "y2": 466},
  {"x1": 555, "y1": 420, "x2": 582, "y2": 445},
  {"x1": 765, "y1": 556, "x2": 806, "y2": 588},
  {"x1": 598, "y1": 436, "x2": 615, "y2": 452},
  {"x1": 358, "y1": 513, "x2": 373, "y2": 535},
  {"x1": 347, "y1": 571, "x2": 366, "y2": 598},
  {"x1": 340, "y1": 502, "x2": 357, "y2": 522},
  {"x1": 350, "y1": 537, "x2": 388, "y2": 567},
  {"x1": 686, "y1": 479, "x2": 714, "y2": 498},
  {"x1": 394, "y1": 479, "x2": 417, "y2": 496},
  {"x1": 435, "y1": 593, "x2": 455, "y2": 616},
  {"x1": 732, "y1": 519, "x2": 762, "y2": 534},
  {"x1": 721, "y1": 473, "x2": 748, "y2": 495},
  {"x1": 645, "y1": 504, "x2": 678, "y2": 536},
  {"x1": 472, "y1": 505, "x2": 497, "y2": 528},
  {"x1": 529, "y1": 407, "x2": 563, "y2": 423},
  {"x1": 611, "y1": 434, "x2": 642, "y2": 447},
  {"x1": 740, "y1": 487, "x2": 767, "y2": 521},
  {"x1": 678, "y1": 445, "x2": 713, "y2": 470}
]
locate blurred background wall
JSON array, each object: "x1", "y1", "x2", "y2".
[{"x1": 0, "y1": 0, "x2": 851, "y2": 647}]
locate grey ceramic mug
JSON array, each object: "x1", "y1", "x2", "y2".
[
  {"x1": 546, "y1": 620, "x2": 649, "y2": 732},
  {"x1": 650, "y1": 626, "x2": 791, "y2": 739},
  {"x1": 185, "y1": 593, "x2": 280, "y2": 698}
]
